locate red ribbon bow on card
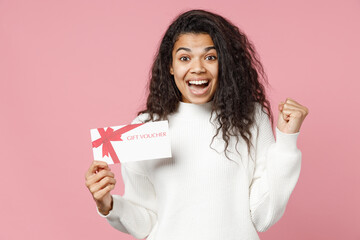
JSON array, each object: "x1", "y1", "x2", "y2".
[{"x1": 92, "y1": 123, "x2": 144, "y2": 163}]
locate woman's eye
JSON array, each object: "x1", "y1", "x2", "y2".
[
  {"x1": 180, "y1": 56, "x2": 190, "y2": 61},
  {"x1": 206, "y1": 55, "x2": 217, "y2": 60}
]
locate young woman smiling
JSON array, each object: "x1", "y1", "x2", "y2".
[
  {"x1": 170, "y1": 33, "x2": 219, "y2": 104},
  {"x1": 85, "y1": 9, "x2": 309, "y2": 240}
]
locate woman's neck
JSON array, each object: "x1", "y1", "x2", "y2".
[{"x1": 172, "y1": 101, "x2": 214, "y2": 120}]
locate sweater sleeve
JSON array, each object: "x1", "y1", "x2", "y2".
[
  {"x1": 249, "y1": 106, "x2": 302, "y2": 232},
  {"x1": 97, "y1": 164, "x2": 157, "y2": 239}
]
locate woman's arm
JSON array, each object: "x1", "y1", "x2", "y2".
[
  {"x1": 97, "y1": 164, "x2": 157, "y2": 239},
  {"x1": 249, "y1": 104, "x2": 302, "y2": 232}
]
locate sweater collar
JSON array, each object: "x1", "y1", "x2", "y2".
[{"x1": 173, "y1": 100, "x2": 214, "y2": 120}]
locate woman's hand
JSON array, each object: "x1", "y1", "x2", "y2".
[
  {"x1": 277, "y1": 98, "x2": 309, "y2": 134},
  {"x1": 85, "y1": 160, "x2": 116, "y2": 216}
]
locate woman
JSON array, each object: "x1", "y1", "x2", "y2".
[{"x1": 85, "y1": 9, "x2": 309, "y2": 240}]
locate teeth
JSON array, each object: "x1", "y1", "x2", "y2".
[{"x1": 188, "y1": 80, "x2": 208, "y2": 85}]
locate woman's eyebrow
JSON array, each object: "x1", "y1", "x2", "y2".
[{"x1": 175, "y1": 46, "x2": 216, "y2": 53}]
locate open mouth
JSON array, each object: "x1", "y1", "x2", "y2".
[{"x1": 187, "y1": 80, "x2": 210, "y2": 95}]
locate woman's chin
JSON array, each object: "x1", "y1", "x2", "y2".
[{"x1": 182, "y1": 96, "x2": 212, "y2": 104}]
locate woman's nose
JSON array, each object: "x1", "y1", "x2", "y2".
[{"x1": 190, "y1": 59, "x2": 205, "y2": 74}]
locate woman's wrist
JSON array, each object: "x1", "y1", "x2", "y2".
[{"x1": 97, "y1": 195, "x2": 113, "y2": 216}]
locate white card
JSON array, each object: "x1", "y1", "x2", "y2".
[{"x1": 90, "y1": 120, "x2": 171, "y2": 164}]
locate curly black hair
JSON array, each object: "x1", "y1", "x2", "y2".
[{"x1": 138, "y1": 9, "x2": 273, "y2": 161}]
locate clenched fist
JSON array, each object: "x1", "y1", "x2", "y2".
[
  {"x1": 277, "y1": 98, "x2": 309, "y2": 134},
  {"x1": 85, "y1": 161, "x2": 116, "y2": 215}
]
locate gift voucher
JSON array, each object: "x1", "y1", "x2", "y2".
[{"x1": 90, "y1": 120, "x2": 171, "y2": 164}]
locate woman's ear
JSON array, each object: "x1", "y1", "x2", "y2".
[{"x1": 170, "y1": 66, "x2": 174, "y2": 75}]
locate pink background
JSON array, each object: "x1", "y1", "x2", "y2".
[{"x1": 1, "y1": 0, "x2": 359, "y2": 239}]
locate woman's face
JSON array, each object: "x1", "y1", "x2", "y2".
[{"x1": 170, "y1": 33, "x2": 219, "y2": 104}]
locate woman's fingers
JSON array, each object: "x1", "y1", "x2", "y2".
[
  {"x1": 280, "y1": 98, "x2": 309, "y2": 115},
  {"x1": 85, "y1": 161, "x2": 116, "y2": 202},
  {"x1": 89, "y1": 176, "x2": 117, "y2": 194},
  {"x1": 85, "y1": 161, "x2": 115, "y2": 213},
  {"x1": 93, "y1": 184, "x2": 115, "y2": 201},
  {"x1": 277, "y1": 98, "x2": 309, "y2": 134},
  {"x1": 85, "y1": 160, "x2": 110, "y2": 179},
  {"x1": 86, "y1": 169, "x2": 114, "y2": 187}
]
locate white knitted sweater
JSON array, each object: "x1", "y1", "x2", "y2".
[{"x1": 98, "y1": 101, "x2": 302, "y2": 240}]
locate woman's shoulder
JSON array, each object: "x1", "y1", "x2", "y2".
[
  {"x1": 131, "y1": 113, "x2": 150, "y2": 124},
  {"x1": 131, "y1": 112, "x2": 161, "y2": 124},
  {"x1": 253, "y1": 102, "x2": 266, "y2": 121},
  {"x1": 252, "y1": 102, "x2": 272, "y2": 130}
]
